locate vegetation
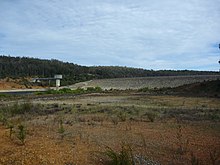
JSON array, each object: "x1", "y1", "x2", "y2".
[
  {"x1": 16, "y1": 124, "x2": 26, "y2": 145},
  {"x1": 58, "y1": 118, "x2": 65, "y2": 140},
  {"x1": 0, "y1": 87, "x2": 219, "y2": 164},
  {"x1": 100, "y1": 144, "x2": 135, "y2": 165},
  {"x1": 36, "y1": 87, "x2": 102, "y2": 95},
  {"x1": 171, "y1": 79, "x2": 220, "y2": 97},
  {"x1": 8, "y1": 124, "x2": 14, "y2": 139},
  {"x1": 0, "y1": 55, "x2": 217, "y2": 85}
]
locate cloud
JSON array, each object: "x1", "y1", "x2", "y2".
[{"x1": 0, "y1": 0, "x2": 220, "y2": 70}]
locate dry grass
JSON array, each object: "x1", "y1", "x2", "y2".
[{"x1": 0, "y1": 92, "x2": 220, "y2": 164}]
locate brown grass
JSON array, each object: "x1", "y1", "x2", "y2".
[{"x1": 0, "y1": 92, "x2": 220, "y2": 165}]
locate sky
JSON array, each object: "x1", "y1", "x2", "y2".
[{"x1": 0, "y1": 0, "x2": 220, "y2": 71}]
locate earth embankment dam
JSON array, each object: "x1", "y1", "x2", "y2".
[{"x1": 69, "y1": 75, "x2": 220, "y2": 90}]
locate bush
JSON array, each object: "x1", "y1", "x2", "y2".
[
  {"x1": 8, "y1": 124, "x2": 14, "y2": 139},
  {"x1": 59, "y1": 88, "x2": 72, "y2": 93},
  {"x1": 101, "y1": 143, "x2": 135, "y2": 165},
  {"x1": 117, "y1": 112, "x2": 126, "y2": 122},
  {"x1": 86, "y1": 87, "x2": 102, "y2": 93},
  {"x1": 0, "y1": 114, "x2": 8, "y2": 126},
  {"x1": 38, "y1": 87, "x2": 102, "y2": 95},
  {"x1": 10, "y1": 102, "x2": 33, "y2": 116},
  {"x1": 144, "y1": 111, "x2": 157, "y2": 122},
  {"x1": 17, "y1": 124, "x2": 26, "y2": 145},
  {"x1": 58, "y1": 119, "x2": 65, "y2": 140},
  {"x1": 138, "y1": 87, "x2": 149, "y2": 92}
]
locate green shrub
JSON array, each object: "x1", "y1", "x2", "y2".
[
  {"x1": 101, "y1": 143, "x2": 135, "y2": 165},
  {"x1": 138, "y1": 87, "x2": 149, "y2": 92},
  {"x1": 144, "y1": 111, "x2": 157, "y2": 122},
  {"x1": 45, "y1": 89, "x2": 58, "y2": 94},
  {"x1": 10, "y1": 102, "x2": 33, "y2": 116},
  {"x1": 0, "y1": 114, "x2": 8, "y2": 126},
  {"x1": 0, "y1": 93, "x2": 9, "y2": 98},
  {"x1": 58, "y1": 119, "x2": 65, "y2": 139},
  {"x1": 73, "y1": 88, "x2": 85, "y2": 94},
  {"x1": 36, "y1": 87, "x2": 102, "y2": 95},
  {"x1": 8, "y1": 124, "x2": 14, "y2": 139},
  {"x1": 17, "y1": 124, "x2": 26, "y2": 145},
  {"x1": 86, "y1": 87, "x2": 102, "y2": 93},
  {"x1": 117, "y1": 112, "x2": 126, "y2": 122},
  {"x1": 59, "y1": 88, "x2": 72, "y2": 93},
  {"x1": 191, "y1": 152, "x2": 200, "y2": 165}
]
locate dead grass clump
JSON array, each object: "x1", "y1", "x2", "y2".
[
  {"x1": 175, "y1": 124, "x2": 189, "y2": 155},
  {"x1": 111, "y1": 116, "x2": 119, "y2": 125},
  {"x1": 91, "y1": 115, "x2": 104, "y2": 125}
]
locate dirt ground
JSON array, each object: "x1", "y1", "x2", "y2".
[
  {"x1": 0, "y1": 93, "x2": 220, "y2": 165},
  {"x1": 0, "y1": 78, "x2": 43, "y2": 90}
]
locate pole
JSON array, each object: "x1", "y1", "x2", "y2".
[{"x1": 219, "y1": 44, "x2": 220, "y2": 72}]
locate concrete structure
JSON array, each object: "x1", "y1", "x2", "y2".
[
  {"x1": 54, "y1": 75, "x2": 62, "y2": 90},
  {"x1": 32, "y1": 74, "x2": 62, "y2": 90}
]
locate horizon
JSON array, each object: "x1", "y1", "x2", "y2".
[
  {"x1": 1, "y1": 54, "x2": 219, "y2": 72},
  {"x1": 0, "y1": 0, "x2": 220, "y2": 71}
]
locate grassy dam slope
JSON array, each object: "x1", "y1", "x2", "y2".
[{"x1": 69, "y1": 75, "x2": 220, "y2": 90}]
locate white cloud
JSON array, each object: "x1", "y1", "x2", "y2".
[{"x1": 0, "y1": 0, "x2": 220, "y2": 70}]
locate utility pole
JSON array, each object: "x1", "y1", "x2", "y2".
[{"x1": 219, "y1": 44, "x2": 220, "y2": 72}]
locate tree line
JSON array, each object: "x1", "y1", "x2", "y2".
[{"x1": 0, "y1": 55, "x2": 217, "y2": 85}]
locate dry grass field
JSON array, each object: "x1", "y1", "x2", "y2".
[{"x1": 0, "y1": 91, "x2": 220, "y2": 165}]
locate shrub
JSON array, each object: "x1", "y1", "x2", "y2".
[
  {"x1": 0, "y1": 93, "x2": 9, "y2": 98},
  {"x1": 8, "y1": 124, "x2": 14, "y2": 139},
  {"x1": 36, "y1": 87, "x2": 102, "y2": 95},
  {"x1": 144, "y1": 111, "x2": 157, "y2": 122},
  {"x1": 138, "y1": 87, "x2": 149, "y2": 92},
  {"x1": 59, "y1": 88, "x2": 72, "y2": 93},
  {"x1": 0, "y1": 114, "x2": 8, "y2": 126},
  {"x1": 111, "y1": 116, "x2": 119, "y2": 125},
  {"x1": 101, "y1": 143, "x2": 135, "y2": 165},
  {"x1": 117, "y1": 112, "x2": 126, "y2": 122},
  {"x1": 17, "y1": 124, "x2": 26, "y2": 145},
  {"x1": 58, "y1": 119, "x2": 65, "y2": 139},
  {"x1": 86, "y1": 86, "x2": 102, "y2": 93},
  {"x1": 191, "y1": 152, "x2": 200, "y2": 165},
  {"x1": 209, "y1": 148, "x2": 220, "y2": 165},
  {"x1": 9, "y1": 102, "x2": 33, "y2": 116}
]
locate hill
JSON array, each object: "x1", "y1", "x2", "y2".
[
  {"x1": 0, "y1": 55, "x2": 218, "y2": 85},
  {"x1": 167, "y1": 79, "x2": 220, "y2": 97}
]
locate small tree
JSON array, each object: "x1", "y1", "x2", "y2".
[
  {"x1": 9, "y1": 124, "x2": 14, "y2": 139},
  {"x1": 17, "y1": 124, "x2": 26, "y2": 145},
  {"x1": 58, "y1": 119, "x2": 65, "y2": 140}
]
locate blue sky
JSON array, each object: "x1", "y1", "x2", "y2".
[{"x1": 0, "y1": 0, "x2": 220, "y2": 71}]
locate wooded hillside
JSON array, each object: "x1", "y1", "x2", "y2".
[{"x1": 0, "y1": 55, "x2": 217, "y2": 85}]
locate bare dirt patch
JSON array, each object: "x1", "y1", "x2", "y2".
[{"x1": 0, "y1": 78, "x2": 43, "y2": 90}]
